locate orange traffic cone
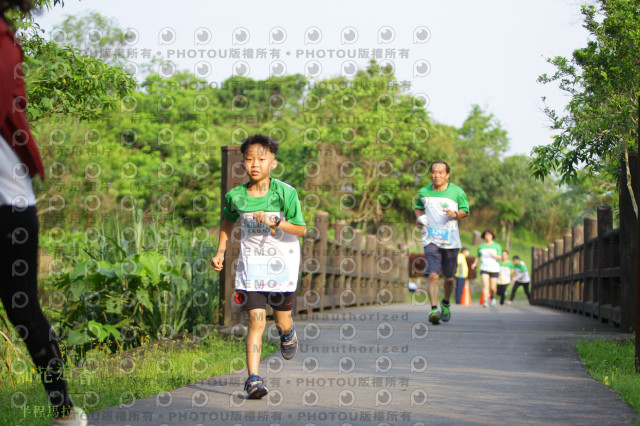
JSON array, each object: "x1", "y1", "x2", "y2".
[
  {"x1": 461, "y1": 280, "x2": 472, "y2": 306},
  {"x1": 479, "y1": 289, "x2": 484, "y2": 306}
]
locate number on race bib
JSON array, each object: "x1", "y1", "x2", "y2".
[{"x1": 428, "y1": 226, "x2": 451, "y2": 244}]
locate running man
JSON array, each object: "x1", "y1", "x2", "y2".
[{"x1": 414, "y1": 160, "x2": 470, "y2": 324}]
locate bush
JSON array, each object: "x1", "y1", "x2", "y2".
[{"x1": 45, "y1": 210, "x2": 219, "y2": 356}]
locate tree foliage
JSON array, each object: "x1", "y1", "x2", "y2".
[
  {"x1": 52, "y1": 10, "x2": 129, "y2": 64},
  {"x1": 6, "y1": 1, "x2": 137, "y2": 122},
  {"x1": 455, "y1": 105, "x2": 510, "y2": 210},
  {"x1": 531, "y1": 0, "x2": 640, "y2": 191}
]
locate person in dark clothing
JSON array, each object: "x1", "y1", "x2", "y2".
[{"x1": 0, "y1": 2, "x2": 86, "y2": 424}]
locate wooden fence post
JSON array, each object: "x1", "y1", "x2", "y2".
[
  {"x1": 571, "y1": 225, "x2": 584, "y2": 313},
  {"x1": 583, "y1": 217, "x2": 597, "y2": 317},
  {"x1": 554, "y1": 240, "x2": 563, "y2": 309},
  {"x1": 531, "y1": 246, "x2": 539, "y2": 303},
  {"x1": 334, "y1": 221, "x2": 347, "y2": 308},
  {"x1": 397, "y1": 244, "x2": 409, "y2": 302},
  {"x1": 542, "y1": 248, "x2": 549, "y2": 303},
  {"x1": 353, "y1": 229, "x2": 363, "y2": 305},
  {"x1": 365, "y1": 235, "x2": 377, "y2": 305},
  {"x1": 297, "y1": 235, "x2": 314, "y2": 315},
  {"x1": 563, "y1": 233, "x2": 571, "y2": 309},
  {"x1": 547, "y1": 244, "x2": 556, "y2": 306},
  {"x1": 311, "y1": 212, "x2": 329, "y2": 311},
  {"x1": 219, "y1": 146, "x2": 248, "y2": 326},
  {"x1": 597, "y1": 206, "x2": 613, "y2": 322},
  {"x1": 620, "y1": 152, "x2": 638, "y2": 332}
]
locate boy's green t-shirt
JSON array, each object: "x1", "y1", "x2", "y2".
[
  {"x1": 223, "y1": 178, "x2": 306, "y2": 292},
  {"x1": 476, "y1": 241, "x2": 502, "y2": 273},
  {"x1": 413, "y1": 183, "x2": 470, "y2": 249},
  {"x1": 514, "y1": 261, "x2": 530, "y2": 282},
  {"x1": 498, "y1": 260, "x2": 515, "y2": 285}
]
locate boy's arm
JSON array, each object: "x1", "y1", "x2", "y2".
[
  {"x1": 471, "y1": 250, "x2": 479, "y2": 269},
  {"x1": 278, "y1": 221, "x2": 307, "y2": 237},
  {"x1": 211, "y1": 218, "x2": 235, "y2": 271},
  {"x1": 253, "y1": 210, "x2": 307, "y2": 237},
  {"x1": 414, "y1": 208, "x2": 424, "y2": 228}
]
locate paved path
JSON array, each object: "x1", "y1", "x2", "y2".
[{"x1": 89, "y1": 302, "x2": 637, "y2": 425}]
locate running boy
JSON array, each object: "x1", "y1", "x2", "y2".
[
  {"x1": 497, "y1": 250, "x2": 514, "y2": 305},
  {"x1": 212, "y1": 135, "x2": 306, "y2": 399},
  {"x1": 510, "y1": 255, "x2": 531, "y2": 304}
]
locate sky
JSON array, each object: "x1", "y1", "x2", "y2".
[{"x1": 34, "y1": 0, "x2": 590, "y2": 156}]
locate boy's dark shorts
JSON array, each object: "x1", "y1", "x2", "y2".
[
  {"x1": 236, "y1": 290, "x2": 295, "y2": 312},
  {"x1": 423, "y1": 243, "x2": 459, "y2": 278}
]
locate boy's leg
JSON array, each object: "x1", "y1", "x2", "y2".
[
  {"x1": 246, "y1": 308, "x2": 266, "y2": 376},
  {"x1": 510, "y1": 282, "x2": 520, "y2": 301},
  {"x1": 481, "y1": 273, "x2": 491, "y2": 304},
  {"x1": 271, "y1": 292, "x2": 297, "y2": 360},
  {"x1": 273, "y1": 309, "x2": 293, "y2": 336},
  {"x1": 427, "y1": 273, "x2": 440, "y2": 306},
  {"x1": 443, "y1": 278, "x2": 454, "y2": 301},
  {"x1": 490, "y1": 277, "x2": 498, "y2": 299},
  {"x1": 523, "y1": 282, "x2": 532, "y2": 303},
  {"x1": 441, "y1": 248, "x2": 458, "y2": 303},
  {"x1": 497, "y1": 285, "x2": 506, "y2": 305},
  {"x1": 423, "y1": 244, "x2": 443, "y2": 307}
]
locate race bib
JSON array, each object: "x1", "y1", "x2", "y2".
[
  {"x1": 428, "y1": 225, "x2": 451, "y2": 244},
  {"x1": 245, "y1": 255, "x2": 290, "y2": 289}
]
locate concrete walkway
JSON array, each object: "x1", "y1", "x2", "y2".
[{"x1": 89, "y1": 302, "x2": 637, "y2": 425}]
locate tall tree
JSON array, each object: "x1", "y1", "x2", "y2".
[
  {"x1": 531, "y1": 0, "x2": 640, "y2": 216},
  {"x1": 455, "y1": 105, "x2": 510, "y2": 210},
  {"x1": 52, "y1": 11, "x2": 128, "y2": 64},
  {"x1": 293, "y1": 60, "x2": 438, "y2": 227},
  {"x1": 5, "y1": 2, "x2": 136, "y2": 121}
]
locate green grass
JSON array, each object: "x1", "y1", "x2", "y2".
[
  {"x1": 0, "y1": 332, "x2": 278, "y2": 425},
  {"x1": 576, "y1": 338, "x2": 640, "y2": 412}
]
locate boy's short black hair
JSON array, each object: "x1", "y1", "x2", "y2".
[
  {"x1": 240, "y1": 134, "x2": 279, "y2": 155},
  {"x1": 513, "y1": 255, "x2": 520, "y2": 260}
]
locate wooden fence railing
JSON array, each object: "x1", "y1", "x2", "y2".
[
  {"x1": 219, "y1": 145, "x2": 409, "y2": 326},
  {"x1": 295, "y1": 212, "x2": 409, "y2": 316},
  {"x1": 531, "y1": 153, "x2": 638, "y2": 331}
]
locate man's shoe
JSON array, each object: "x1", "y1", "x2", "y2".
[
  {"x1": 428, "y1": 308, "x2": 440, "y2": 325},
  {"x1": 280, "y1": 326, "x2": 298, "y2": 360},
  {"x1": 483, "y1": 300, "x2": 489, "y2": 308},
  {"x1": 440, "y1": 299, "x2": 451, "y2": 322},
  {"x1": 244, "y1": 374, "x2": 269, "y2": 399},
  {"x1": 52, "y1": 407, "x2": 88, "y2": 426},
  {"x1": 491, "y1": 298, "x2": 497, "y2": 306}
]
